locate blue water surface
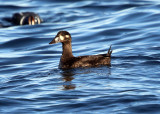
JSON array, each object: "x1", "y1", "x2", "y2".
[{"x1": 0, "y1": 0, "x2": 160, "y2": 113}]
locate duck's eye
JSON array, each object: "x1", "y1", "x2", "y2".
[{"x1": 55, "y1": 37, "x2": 60, "y2": 42}]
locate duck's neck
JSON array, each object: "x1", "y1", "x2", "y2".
[{"x1": 61, "y1": 42, "x2": 74, "y2": 59}]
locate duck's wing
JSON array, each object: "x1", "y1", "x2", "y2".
[
  {"x1": 74, "y1": 45, "x2": 112, "y2": 64},
  {"x1": 60, "y1": 46, "x2": 112, "y2": 68},
  {"x1": 70, "y1": 54, "x2": 110, "y2": 68},
  {"x1": 60, "y1": 54, "x2": 111, "y2": 69}
]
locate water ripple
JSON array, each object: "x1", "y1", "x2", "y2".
[{"x1": 0, "y1": 0, "x2": 160, "y2": 113}]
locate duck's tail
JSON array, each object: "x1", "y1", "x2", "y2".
[{"x1": 107, "y1": 45, "x2": 112, "y2": 57}]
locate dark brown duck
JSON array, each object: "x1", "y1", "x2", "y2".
[
  {"x1": 3, "y1": 12, "x2": 42, "y2": 26},
  {"x1": 49, "y1": 31, "x2": 112, "y2": 69},
  {"x1": 12, "y1": 12, "x2": 42, "y2": 25}
]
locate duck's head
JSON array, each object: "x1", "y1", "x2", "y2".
[
  {"x1": 49, "y1": 31, "x2": 71, "y2": 44},
  {"x1": 21, "y1": 15, "x2": 41, "y2": 25}
]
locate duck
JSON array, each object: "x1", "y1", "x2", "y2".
[
  {"x1": 49, "y1": 31, "x2": 112, "y2": 69},
  {"x1": 3, "y1": 12, "x2": 42, "y2": 26},
  {"x1": 12, "y1": 12, "x2": 42, "y2": 25}
]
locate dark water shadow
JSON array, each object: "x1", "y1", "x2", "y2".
[
  {"x1": 60, "y1": 69, "x2": 76, "y2": 90},
  {"x1": 59, "y1": 65, "x2": 111, "y2": 90}
]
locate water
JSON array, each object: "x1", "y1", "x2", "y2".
[{"x1": 0, "y1": 0, "x2": 160, "y2": 113}]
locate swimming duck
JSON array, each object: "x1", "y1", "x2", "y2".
[
  {"x1": 49, "y1": 31, "x2": 112, "y2": 69},
  {"x1": 3, "y1": 12, "x2": 42, "y2": 26},
  {"x1": 12, "y1": 12, "x2": 42, "y2": 25}
]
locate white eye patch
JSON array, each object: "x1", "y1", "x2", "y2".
[
  {"x1": 55, "y1": 37, "x2": 60, "y2": 42},
  {"x1": 59, "y1": 35, "x2": 64, "y2": 41}
]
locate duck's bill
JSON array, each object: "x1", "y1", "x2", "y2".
[{"x1": 49, "y1": 37, "x2": 60, "y2": 44}]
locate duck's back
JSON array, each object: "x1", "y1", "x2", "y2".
[{"x1": 59, "y1": 54, "x2": 111, "y2": 69}]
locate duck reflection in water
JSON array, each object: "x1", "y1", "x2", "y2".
[
  {"x1": 60, "y1": 67, "x2": 111, "y2": 90},
  {"x1": 60, "y1": 70, "x2": 76, "y2": 90}
]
